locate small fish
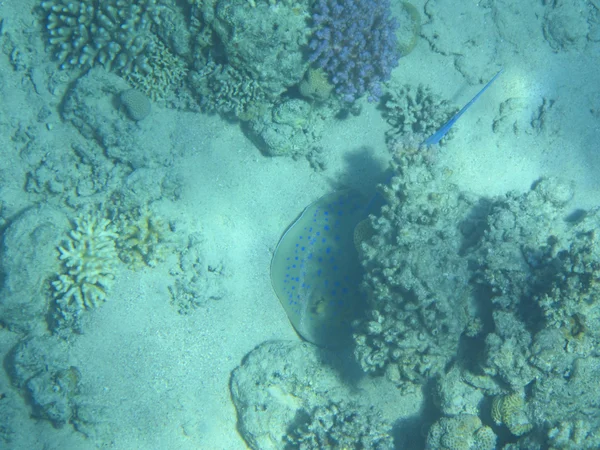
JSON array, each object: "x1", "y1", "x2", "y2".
[{"x1": 421, "y1": 69, "x2": 504, "y2": 146}]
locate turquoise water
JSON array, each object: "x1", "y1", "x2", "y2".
[{"x1": 1, "y1": 0, "x2": 600, "y2": 448}]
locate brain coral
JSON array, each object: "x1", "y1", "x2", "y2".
[
  {"x1": 491, "y1": 392, "x2": 533, "y2": 437},
  {"x1": 426, "y1": 415, "x2": 496, "y2": 450},
  {"x1": 119, "y1": 88, "x2": 151, "y2": 121}
]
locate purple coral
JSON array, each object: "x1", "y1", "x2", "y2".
[{"x1": 309, "y1": 0, "x2": 400, "y2": 103}]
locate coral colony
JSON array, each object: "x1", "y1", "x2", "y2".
[{"x1": 309, "y1": 0, "x2": 400, "y2": 102}]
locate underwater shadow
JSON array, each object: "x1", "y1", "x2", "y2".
[
  {"x1": 392, "y1": 379, "x2": 438, "y2": 450},
  {"x1": 329, "y1": 145, "x2": 392, "y2": 198}
]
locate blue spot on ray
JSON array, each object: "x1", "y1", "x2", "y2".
[{"x1": 270, "y1": 190, "x2": 368, "y2": 347}]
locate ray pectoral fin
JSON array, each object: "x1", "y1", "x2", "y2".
[
  {"x1": 298, "y1": 285, "x2": 359, "y2": 346},
  {"x1": 271, "y1": 190, "x2": 368, "y2": 347},
  {"x1": 296, "y1": 288, "x2": 331, "y2": 342}
]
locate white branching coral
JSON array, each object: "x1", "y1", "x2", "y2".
[{"x1": 52, "y1": 215, "x2": 119, "y2": 310}]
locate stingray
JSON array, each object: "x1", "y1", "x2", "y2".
[
  {"x1": 271, "y1": 69, "x2": 503, "y2": 347},
  {"x1": 271, "y1": 190, "x2": 369, "y2": 347}
]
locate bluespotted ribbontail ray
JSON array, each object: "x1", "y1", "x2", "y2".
[
  {"x1": 271, "y1": 190, "x2": 369, "y2": 347},
  {"x1": 271, "y1": 69, "x2": 503, "y2": 347}
]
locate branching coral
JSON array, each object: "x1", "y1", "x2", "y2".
[
  {"x1": 353, "y1": 152, "x2": 472, "y2": 391},
  {"x1": 41, "y1": 0, "x2": 161, "y2": 73},
  {"x1": 125, "y1": 38, "x2": 188, "y2": 100},
  {"x1": 190, "y1": 60, "x2": 269, "y2": 121},
  {"x1": 52, "y1": 215, "x2": 119, "y2": 311},
  {"x1": 286, "y1": 401, "x2": 394, "y2": 449},
  {"x1": 309, "y1": 0, "x2": 400, "y2": 102},
  {"x1": 381, "y1": 83, "x2": 458, "y2": 145},
  {"x1": 40, "y1": 0, "x2": 188, "y2": 100},
  {"x1": 114, "y1": 207, "x2": 171, "y2": 269}
]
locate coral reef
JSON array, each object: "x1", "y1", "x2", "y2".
[
  {"x1": 536, "y1": 207, "x2": 600, "y2": 342},
  {"x1": 471, "y1": 178, "x2": 600, "y2": 445},
  {"x1": 0, "y1": 205, "x2": 67, "y2": 334},
  {"x1": 168, "y1": 233, "x2": 227, "y2": 314},
  {"x1": 124, "y1": 38, "x2": 188, "y2": 100},
  {"x1": 248, "y1": 98, "x2": 323, "y2": 156},
  {"x1": 353, "y1": 151, "x2": 474, "y2": 391},
  {"x1": 286, "y1": 400, "x2": 393, "y2": 449},
  {"x1": 210, "y1": 0, "x2": 311, "y2": 100},
  {"x1": 230, "y1": 341, "x2": 395, "y2": 450},
  {"x1": 435, "y1": 368, "x2": 484, "y2": 417},
  {"x1": 41, "y1": 0, "x2": 189, "y2": 99},
  {"x1": 491, "y1": 392, "x2": 533, "y2": 437},
  {"x1": 119, "y1": 89, "x2": 151, "y2": 121},
  {"x1": 546, "y1": 420, "x2": 600, "y2": 449},
  {"x1": 41, "y1": 0, "x2": 160, "y2": 72},
  {"x1": 472, "y1": 177, "x2": 573, "y2": 312},
  {"x1": 52, "y1": 214, "x2": 119, "y2": 312},
  {"x1": 39, "y1": 0, "x2": 405, "y2": 156},
  {"x1": 190, "y1": 61, "x2": 269, "y2": 121},
  {"x1": 353, "y1": 146, "x2": 600, "y2": 446},
  {"x1": 7, "y1": 335, "x2": 81, "y2": 428},
  {"x1": 528, "y1": 343, "x2": 600, "y2": 441},
  {"x1": 426, "y1": 415, "x2": 496, "y2": 450},
  {"x1": 481, "y1": 311, "x2": 538, "y2": 391},
  {"x1": 48, "y1": 201, "x2": 176, "y2": 331},
  {"x1": 309, "y1": 0, "x2": 400, "y2": 102},
  {"x1": 189, "y1": 0, "x2": 312, "y2": 123},
  {"x1": 231, "y1": 341, "x2": 338, "y2": 449},
  {"x1": 113, "y1": 206, "x2": 171, "y2": 269},
  {"x1": 381, "y1": 83, "x2": 458, "y2": 146}
]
